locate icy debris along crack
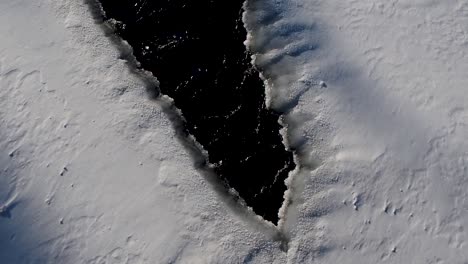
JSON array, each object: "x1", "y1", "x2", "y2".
[{"x1": 94, "y1": 0, "x2": 295, "y2": 225}]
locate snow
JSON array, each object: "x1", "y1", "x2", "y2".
[
  {"x1": 1, "y1": 0, "x2": 468, "y2": 263},
  {"x1": 245, "y1": 0, "x2": 468, "y2": 262}
]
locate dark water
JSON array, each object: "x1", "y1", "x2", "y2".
[{"x1": 98, "y1": 0, "x2": 294, "y2": 223}]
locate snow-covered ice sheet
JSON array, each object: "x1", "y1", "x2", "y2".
[
  {"x1": 2, "y1": 0, "x2": 468, "y2": 263},
  {"x1": 245, "y1": 0, "x2": 468, "y2": 262}
]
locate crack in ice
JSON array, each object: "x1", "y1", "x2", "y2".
[{"x1": 93, "y1": 0, "x2": 296, "y2": 225}]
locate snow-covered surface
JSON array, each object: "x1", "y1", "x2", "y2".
[
  {"x1": 246, "y1": 0, "x2": 468, "y2": 262},
  {"x1": 1, "y1": 0, "x2": 468, "y2": 263}
]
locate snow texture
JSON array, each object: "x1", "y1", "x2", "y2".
[
  {"x1": 1, "y1": 0, "x2": 468, "y2": 263},
  {"x1": 245, "y1": 0, "x2": 468, "y2": 262}
]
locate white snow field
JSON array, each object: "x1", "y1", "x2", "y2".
[
  {"x1": 1, "y1": 0, "x2": 468, "y2": 263},
  {"x1": 245, "y1": 0, "x2": 468, "y2": 263}
]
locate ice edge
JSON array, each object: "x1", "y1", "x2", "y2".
[
  {"x1": 242, "y1": 0, "x2": 301, "y2": 248},
  {"x1": 84, "y1": 0, "x2": 287, "y2": 245}
]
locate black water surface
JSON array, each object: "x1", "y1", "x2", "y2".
[{"x1": 98, "y1": 0, "x2": 294, "y2": 223}]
